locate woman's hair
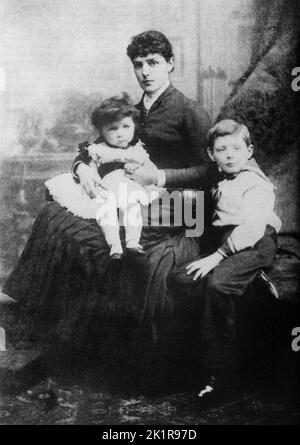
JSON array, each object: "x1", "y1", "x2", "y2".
[
  {"x1": 91, "y1": 92, "x2": 139, "y2": 131},
  {"x1": 207, "y1": 119, "x2": 251, "y2": 148},
  {"x1": 126, "y1": 30, "x2": 174, "y2": 62}
]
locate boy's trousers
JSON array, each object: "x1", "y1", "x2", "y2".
[{"x1": 172, "y1": 226, "x2": 277, "y2": 378}]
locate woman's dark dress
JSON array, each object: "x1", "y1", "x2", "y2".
[{"x1": 4, "y1": 85, "x2": 213, "y2": 383}]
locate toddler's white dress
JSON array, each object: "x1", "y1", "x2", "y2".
[{"x1": 45, "y1": 142, "x2": 161, "y2": 220}]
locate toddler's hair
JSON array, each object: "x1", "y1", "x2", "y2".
[
  {"x1": 208, "y1": 119, "x2": 251, "y2": 148},
  {"x1": 91, "y1": 92, "x2": 139, "y2": 131},
  {"x1": 127, "y1": 30, "x2": 174, "y2": 62}
]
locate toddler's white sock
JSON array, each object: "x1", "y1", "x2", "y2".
[
  {"x1": 126, "y1": 240, "x2": 143, "y2": 249},
  {"x1": 110, "y1": 243, "x2": 123, "y2": 256}
]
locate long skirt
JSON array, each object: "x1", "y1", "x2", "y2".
[{"x1": 3, "y1": 198, "x2": 201, "y2": 386}]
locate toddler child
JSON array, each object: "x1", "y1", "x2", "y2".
[{"x1": 46, "y1": 93, "x2": 160, "y2": 259}]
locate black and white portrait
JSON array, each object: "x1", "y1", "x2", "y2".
[{"x1": 0, "y1": 0, "x2": 299, "y2": 427}]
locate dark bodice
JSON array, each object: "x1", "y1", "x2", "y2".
[
  {"x1": 135, "y1": 85, "x2": 210, "y2": 170},
  {"x1": 73, "y1": 85, "x2": 214, "y2": 188}
]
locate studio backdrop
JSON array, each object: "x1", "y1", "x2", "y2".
[{"x1": 0, "y1": 0, "x2": 299, "y2": 279}]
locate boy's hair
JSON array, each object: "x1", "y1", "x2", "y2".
[
  {"x1": 91, "y1": 92, "x2": 139, "y2": 131},
  {"x1": 207, "y1": 119, "x2": 251, "y2": 148},
  {"x1": 126, "y1": 30, "x2": 174, "y2": 62}
]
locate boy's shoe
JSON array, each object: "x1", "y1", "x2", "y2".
[
  {"x1": 197, "y1": 375, "x2": 238, "y2": 407},
  {"x1": 258, "y1": 270, "x2": 279, "y2": 300},
  {"x1": 197, "y1": 375, "x2": 217, "y2": 400}
]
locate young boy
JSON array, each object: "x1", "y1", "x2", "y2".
[{"x1": 184, "y1": 119, "x2": 282, "y2": 400}]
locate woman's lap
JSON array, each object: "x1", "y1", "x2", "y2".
[
  {"x1": 4, "y1": 202, "x2": 112, "y2": 350},
  {"x1": 4, "y1": 201, "x2": 201, "y2": 368}
]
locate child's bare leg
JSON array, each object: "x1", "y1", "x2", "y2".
[
  {"x1": 97, "y1": 203, "x2": 122, "y2": 256},
  {"x1": 120, "y1": 202, "x2": 144, "y2": 253}
]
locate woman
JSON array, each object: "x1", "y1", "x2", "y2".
[{"x1": 4, "y1": 31, "x2": 214, "y2": 386}]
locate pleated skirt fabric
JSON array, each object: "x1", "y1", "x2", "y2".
[{"x1": 4, "y1": 200, "x2": 201, "y2": 377}]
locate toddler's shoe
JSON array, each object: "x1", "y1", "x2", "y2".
[
  {"x1": 110, "y1": 253, "x2": 123, "y2": 261},
  {"x1": 110, "y1": 245, "x2": 123, "y2": 261},
  {"x1": 125, "y1": 242, "x2": 145, "y2": 257}
]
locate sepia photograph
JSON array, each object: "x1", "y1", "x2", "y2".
[{"x1": 0, "y1": 0, "x2": 299, "y2": 427}]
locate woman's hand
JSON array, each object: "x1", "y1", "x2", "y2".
[
  {"x1": 125, "y1": 159, "x2": 159, "y2": 186},
  {"x1": 124, "y1": 161, "x2": 140, "y2": 175},
  {"x1": 77, "y1": 163, "x2": 104, "y2": 198},
  {"x1": 186, "y1": 252, "x2": 223, "y2": 281}
]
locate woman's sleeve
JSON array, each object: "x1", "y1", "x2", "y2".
[
  {"x1": 72, "y1": 141, "x2": 93, "y2": 182},
  {"x1": 164, "y1": 104, "x2": 217, "y2": 189}
]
